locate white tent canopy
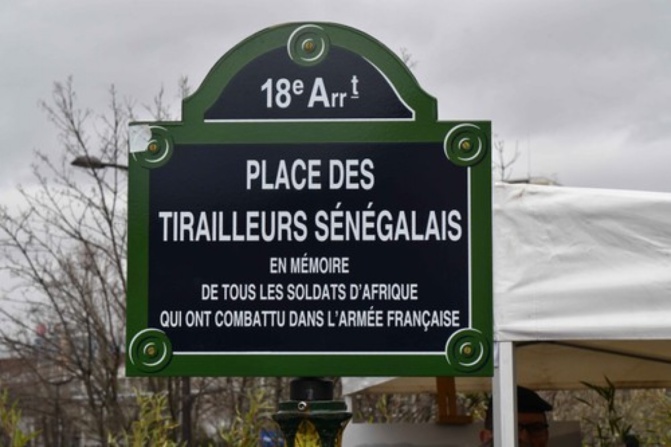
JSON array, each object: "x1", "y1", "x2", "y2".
[
  {"x1": 494, "y1": 183, "x2": 671, "y2": 341},
  {"x1": 343, "y1": 183, "x2": 671, "y2": 395}
]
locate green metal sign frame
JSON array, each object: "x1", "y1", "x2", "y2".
[{"x1": 126, "y1": 22, "x2": 492, "y2": 377}]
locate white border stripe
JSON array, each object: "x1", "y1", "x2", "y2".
[
  {"x1": 468, "y1": 167, "x2": 473, "y2": 328},
  {"x1": 174, "y1": 351, "x2": 444, "y2": 356},
  {"x1": 362, "y1": 55, "x2": 416, "y2": 121},
  {"x1": 204, "y1": 117, "x2": 414, "y2": 123}
]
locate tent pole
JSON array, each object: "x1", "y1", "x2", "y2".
[{"x1": 493, "y1": 341, "x2": 517, "y2": 447}]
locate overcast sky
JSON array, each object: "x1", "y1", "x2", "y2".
[{"x1": 1, "y1": 0, "x2": 670, "y2": 197}]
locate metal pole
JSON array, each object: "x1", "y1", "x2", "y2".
[{"x1": 493, "y1": 341, "x2": 517, "y2": 447}]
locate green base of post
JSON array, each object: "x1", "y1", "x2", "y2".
[{"x1": 273, "y1": 378, "x2": 352, "y2": 447}]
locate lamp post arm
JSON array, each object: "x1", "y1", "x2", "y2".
[{"x1": 71, "y1": 156, "x2": 128, "y2": 171}]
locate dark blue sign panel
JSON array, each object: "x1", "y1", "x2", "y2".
[{"x1": 148, "y1": 143, "x2": 468, "y2": 354}]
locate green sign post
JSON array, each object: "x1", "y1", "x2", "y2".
[{"x1": 126, "y1": 22, "x2": 492, "y2": 377}]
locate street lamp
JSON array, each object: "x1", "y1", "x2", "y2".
[{"x1": 70, "y1": 156, "x2": 128, "y2": 171}]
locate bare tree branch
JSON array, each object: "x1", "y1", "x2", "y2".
[
  {"x1": 0, "y1": 76, "x2": 297, "y2": 446},
  {"x1": 493, "y1": 136, "x2": 520, "y2": 181}
]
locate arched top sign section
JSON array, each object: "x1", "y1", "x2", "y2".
[
  {"x1": 204, "y1": 47, "x2": 413, "y2": 122},
  {"x1": 183, "y1": 22, "x2": 438, "y2": 123},
  {"x1": 126, "y1": 21, "x2": 492, "y2": 378}
]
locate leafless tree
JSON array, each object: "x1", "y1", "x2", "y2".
[
  {"x1": 0, "y1": 77, "x2": 295, "y2": 446},
  {"x1": 493, "y1": 136, "x2": 520, "y2": 182},
  {"x1": 399, "y1": 47, "x2": 418, "y2": 70},
  {"x1": 0, "y1": 77, "x2": 132, "y2": 445}
]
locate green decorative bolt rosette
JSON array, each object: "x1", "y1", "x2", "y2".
[
  {"x1": 445, "y1": 328, "x2": 490, "y2": 373},
  {"x1": 128, "y1": 328, "x2": 173, "y2": 373},
  {"x1": 443, "y1": 123, "x2": 488, "y2": 167},
  {"x1": 287, "y1": 24, "x2": 331, "y2": 66},
  {"x1": 131, "y1": 125, "x2": 174, "y2": 169}
]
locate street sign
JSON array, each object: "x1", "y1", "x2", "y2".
[{"x1": 127, "y1": 23, "x2": 492, "y2": 377}]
